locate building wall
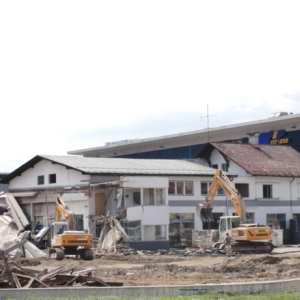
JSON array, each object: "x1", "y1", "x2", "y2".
[
  {"x1": 9, "y1": 160, "x2": 91, "y2": 190},
  {"x1": 198, "y1": 149, "x2": 300, "y2": 239},
  {"x1": 116, "y1": 129, "x2": 300, "y2": 160}
]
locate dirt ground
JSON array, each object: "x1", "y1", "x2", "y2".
[{"x1": 9, "y1": 251, "x2": 300, "y2": 286}]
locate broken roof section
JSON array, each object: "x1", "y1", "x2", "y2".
[
  {"x1": 1, "y1": 155, "x2": 219, "y2": 184},
  {"x1": 197, "y1": 143, "x2": 300, "y2": 177}
]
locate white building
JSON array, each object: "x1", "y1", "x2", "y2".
[
  {"x1": 1, "y1": 155, "x2": 219, "y2": 250},
  {"x1": 67, "y1": 112, "x2": 300, "y2": 159},
  {"x1": 195, "y1": 142, "x2": 300, "y2": 243}
]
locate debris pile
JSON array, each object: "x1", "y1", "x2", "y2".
[
  {"x1": 0, "y1": 251, "x2": 123, "y2": 289},
  {"x1": 89, "y1": 215, "x2": 129, "y2": 256},
  {"x1": 0, "y1": 193, "x2": 47, "y2": 259},
  {"x1": 98, "y1": 247, "x2": 225, "y2": 258}
]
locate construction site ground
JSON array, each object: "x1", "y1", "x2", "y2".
[{"x1": 6, "y1": 246, "x2": 300, "y2": 287}]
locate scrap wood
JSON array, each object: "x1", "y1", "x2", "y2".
[
  {"x1": 73, "y1": 268, "x2": 95, "y2": 275},
  {"x1": 55, "y1": 274, "x2": 110, "y2": 287},
  {"x1": 1, "y1": 250, "x2": 16, "y2": 288},
  {"x1": 64, "y1": 274, "x2": 80, "y2": 286},
  {"x1": 9, "y1": 262, "x2": 40, "y2": 277},
  {"x1": 37, "y1": 267, "x2": 64, "y2": 281},
  {"x1": 23, "y1": 278, "x2": 34, "y2": 289},
  {"x1": 17, "y1": 274, "x2": 49, "y2": 288},
  {"x1": 0, "y1": 259, "x2": 123, "y2": 289},
  {"x1": 12, "y1": 273, "x2": 21, "y2": 289}
]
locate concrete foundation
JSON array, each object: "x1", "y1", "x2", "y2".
[{"x1": 1, "y1": 278, "x2": 300, "y2": 298}]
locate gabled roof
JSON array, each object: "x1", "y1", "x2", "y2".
[
  {"x1": 0, "y1": 155, "x2": 219, "y2": 183},
  {"x1": 197, "y1": 142, "x2": 300, "y2": 177}
]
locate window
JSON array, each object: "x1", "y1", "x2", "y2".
[
  {"x1": 246, "y1": 212, "x2": 255, "y2": 223},
  {"x1": 233, "y1": 212, "x2": 254, "y2": 223},
  {"x1": 49, "y1": 174, "x2": 56, "y2": 184},
  {"x1": 37, "y1": 175, "x2": 44, "y2": 185},
  {"x1": 211, "y1": 164, "x2": 218, "y2": 169},
  {"x1": 122, "y1": 220, "x2": 141, "y2": 241},
  {"x1": 133, "y1": 192, "x2": 141, "y2": 205},
  {"x1": 293, "y1": 214, "x2": 300, "y2": 221},
  {"x1": 263, "y1": 185, "x2": 272, "y2": 198},
  {"x1": 143, "y1": 188, "x2": 166, "y2": 205},
  {"x1": 221, "y1": 163, "x2": 228, "y2": 172},
  {"x1": 235, "y1": 183, "x2": 249, "y2": 198},
  {"x1": 168, "y1": 181, "x2": 193, "y2": 195},
  {"x1": 267, "y1": 214, "x2": 286, "y2": 229},
  {"x1": 155, "y1": 189, "x2": 165, "y2": 205},
  {"x1": 169, "y1": 213, "x2": 194, "y2": 246},
  {"x1": 201, "y1": 182, "x2": 224, "y2": 196},
  {"x1": 144, "y1": 188, "x2": 154, "y2": 205},
  {"x1": 144, "y1": 225, "x2": 166, "y2": 241}
]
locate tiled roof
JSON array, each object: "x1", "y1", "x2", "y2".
[
  {"x1": 210, "y1": 143, "x2": 300, "y2": 177},
  {"x1": 39, "y1": 155, "x2": 216, "y2": 175}
]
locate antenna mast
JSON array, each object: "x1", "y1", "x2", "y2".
[{"x1": 200, "y1": 104, "x2": 217, "y2": 142}]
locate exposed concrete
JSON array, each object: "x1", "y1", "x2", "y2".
[{"x1": 2, "y1": 278, "x2": 300, "y2": 298}]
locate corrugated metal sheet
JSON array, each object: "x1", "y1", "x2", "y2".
[
  {"x1": 40, "y1": 155, "x2": 217, "y2": 176},
  {"x1": 210, "y1": 143, "x2": 300, "y2": 177}
]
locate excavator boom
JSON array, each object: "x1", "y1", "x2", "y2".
[
  {"x1": 197, "y1": 169, "x2": 246, "y2": 222},
  {"x1": 55, "y1": 197, "x2": 74, "y2": 230}
]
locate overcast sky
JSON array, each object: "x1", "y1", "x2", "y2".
[{"x1": 1, "y1": 1, "x2": 300, "y2": 172}]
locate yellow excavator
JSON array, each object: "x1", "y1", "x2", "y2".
[
  {"x1": 49, "y1": 197, "x2": 94, "y2": 260},
  {"x1": 197, "y1": 169, "x2": 274, "y2": 253}
]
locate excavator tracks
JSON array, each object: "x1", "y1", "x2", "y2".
[{"x1": 214, "y1": 241, "x2": 274, "y2": 253}]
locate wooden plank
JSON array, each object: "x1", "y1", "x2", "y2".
[
  {"x1": 95, "y1": 193, "x2": 106, "y2": 215},
  {"x1": 17, "y1": 274, "x2": 49, "y2": 288},
  {"x1": 12, "y1": 274, "x2": 22, "y2": 289},
  {"x1": 55, "y1": 274, "x2": 110, "y2": 287},
  {"x1": 0, "y1": 250, "x2": 16, "y2": 288},
  {"x1": 23, "y1": 278, "x2": 34, "y2": 289},
  {"x1": 64, "y1": 274, "x2": 79, "y2": 286},
  {"x1": 38, "y1": 267, "x2": 64, "y2": 281}
]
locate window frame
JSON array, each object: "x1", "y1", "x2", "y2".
[
  {"x1": 201, "y1": 182, "x2": 224, "y2": 196},
  {"x1": 49, "y1": 174, "x2": 56, "y2": 184},
  {"x1": 235, "y1": 183, "x2": 249, "y2": 198},
  {"x1": 168, "y1": 181, "x2": 194, "y2": 196},
  {"x1": 267, "y1": 213, "x2": 286, "y2": 229},
  {"x1": 221, "y1": 163, "x2": 228, "y2": 172},
  {"x1": 37, "y1": 175, "x2": 44, "y2": 185},
  {"x1": 263, "y1": 184, "x2": 272, "y2": 198}
]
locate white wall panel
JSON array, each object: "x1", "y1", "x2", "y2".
[
  {"x1": 9, "y1": 160, "x2": 91, "y2": 189},
  {"x1": 122, "y1": 176, "x2": 168, "y2": 188}
]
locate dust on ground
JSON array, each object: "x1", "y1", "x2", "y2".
[{"x1": 7, "y1": 252, "x2": 300, "y2": 286}]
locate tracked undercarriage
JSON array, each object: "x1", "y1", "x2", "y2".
[{"x1": 213, "y1": 241, "x2": 274, "y2": 253}]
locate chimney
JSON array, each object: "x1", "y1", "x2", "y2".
[{"x1": 247, "y1": 132, "x2": 260, "y2": 145}]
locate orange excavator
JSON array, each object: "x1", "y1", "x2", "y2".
[
  {"x1": 49, "y1": 197, "x2": 94, "y2": 260},
  {"x1": 197, "y1": 170, "x2": 274, "y2": 253}
]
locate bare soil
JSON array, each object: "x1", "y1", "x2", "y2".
[{"x1": 10, "y1": 251, "x2": 300, "y2": 286}]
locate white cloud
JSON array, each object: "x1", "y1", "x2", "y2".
[{"x1": 1, "y1": 1, "x2": 300, "y2": 171}]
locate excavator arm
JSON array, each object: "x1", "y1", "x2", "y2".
[
  {"x1": 55, "y1": 197, "x2": 74, "y2": 230},
  {"x1": 197, "y1": 169, "x2": 246, "y2": 222}
]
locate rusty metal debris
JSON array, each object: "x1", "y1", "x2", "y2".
[{"x1": 0, "y1": 251, "x2": 123, "y2": 289}]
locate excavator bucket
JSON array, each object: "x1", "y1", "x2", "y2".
[{"x1": 196, "y1": 203, "x2": 214, "y2": 222}]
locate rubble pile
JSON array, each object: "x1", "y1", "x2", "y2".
[
  {"x1": 0, "y1": 251, "x2": 123, "y2": 289},
  {"x1": 89, "y1": 215, "x2": 129, "y2": 256},
  {"x1": 98, "y1": 247, "x2": 225, "y2": 257}
]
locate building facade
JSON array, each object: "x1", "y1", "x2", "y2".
[{"x1": 1, "y1": 155, "x2": 220, "y2": 249}]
